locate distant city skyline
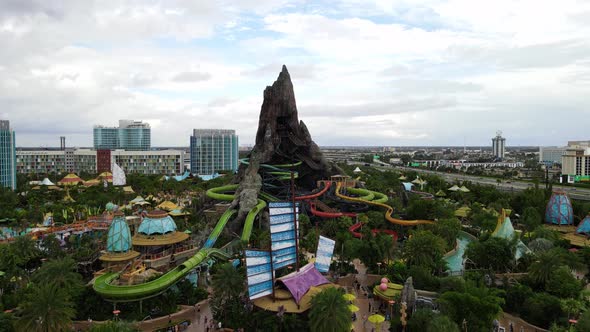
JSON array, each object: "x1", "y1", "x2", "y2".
[{"x1": 1, "y1": 1, "x2": 589, "y2": 147}]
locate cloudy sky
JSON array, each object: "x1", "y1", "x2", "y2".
[{"x1": 2, "y1": 0, "x2": 589, "y2": 147}]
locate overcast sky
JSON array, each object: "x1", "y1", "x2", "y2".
[{"x1": 2, "y1": 0, "x2": 589, "y2": 147}]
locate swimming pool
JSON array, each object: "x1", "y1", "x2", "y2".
[{"x1": 444, "y1": 232, "x2": 474, "y2": 273}]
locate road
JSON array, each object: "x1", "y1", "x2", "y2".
[{"x1": 371, "y1": 164, "x2": 590, "y2": 201}]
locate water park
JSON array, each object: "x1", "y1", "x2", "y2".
[{"x1": 3, "y1": 67, "x2": 590, "y2": 332}]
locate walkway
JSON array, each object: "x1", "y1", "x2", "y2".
[{"x1": 344, "y1": 259, "x2": 390, "y2": 332}]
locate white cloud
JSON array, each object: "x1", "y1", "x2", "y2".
[{"x1": 1, "y1": 0, "x2": 589, "y2": 147}]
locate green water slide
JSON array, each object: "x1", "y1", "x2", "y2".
[
  {"x1": 93, "y1": 208, "x2": 236, "y2": 301},
  {"x1": 346, "y1": 187, "x2": 375, "y2": 201},
  {"x1": 205, "y1": 184, "x2": 267, "y2": 243},
  {"x1": 242, "y1": 199, "x2": 267, "y2": 242},
  {"x1": 93, "y1": 184, "x2": 268, "y2": 301}
]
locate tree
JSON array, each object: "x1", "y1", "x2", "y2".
[
  {"x1": 528, "y1": 248, "x2": 581, "y2": 287},
  {"x1": 464, "y1": 237, "x2": 515, "y2": 272},
  {"x1": 402, "y1": 230, "x2": 446, "y2": 273},
  {"x1": 431, "y1": 218, "x2": 461, "y2": 251},
  {"x1": 546, "y1": 266, "x2": 581, "y2": 299},
  {"x1": 521, "y1": 293, "x2": 563, "y2": 328},
  {"x1": 15, "y1": 283, "x2": 76, "y2": 332},
  {"x1": 469, "y1": 208, "x2": 497, "y2": 233},
  {"x1": 309, "y1": 287, "x2": 351, "y2": 332},
  {"x1": 407, "y1": 309, "x2": 435, "y2": 331},
  {"x1": 427, "y1": 315, "x2": 460, "y2": 332},
  {"x1": 31, "y1": 257, "x2": 84, "y2": 299},
  {"x1": 437, "y1": 284, "x2": 504, "y2": 332},
  {"x1": 560, "y1": 298, "x2": 584, "y2": 320},
  {"x1": 576, "y1": 309, "x2": 590, "y2": 332},
  {"x1": 39, "y1": 234, "x2": 65, "y2": 260},
  {"x1": 210, "y1": 263, "x2": 247, "y2": 329},
  {"x1": 521, "y1": 207, "x2": 542, "y2": 236},
  {"x1": 504, "y1": 284, "x2": 533, "y2": 315}
]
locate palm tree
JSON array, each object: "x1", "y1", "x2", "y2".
[
  {"x1": 11, "y1": 236, "x2": 40, "y2": 269},
  {"x1": 31, "y1": 257, "x2": 84, "y2": 299},
  {"x1": 211, "y1": 263, "x2": 245, "y2": 301},
  {"x1": 16, "y1": 283, "x2": 75, "y2": 332},
  {"x1": 528, "y1": 250, "x2": 562, "y2": 285},
  {"x1": 309, "y1": 287, "x2": 351, "y2": 332}
]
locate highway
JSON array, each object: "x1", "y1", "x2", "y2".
[{"x1": 370, "y1": 164, "x2": 590, "y2": 201}]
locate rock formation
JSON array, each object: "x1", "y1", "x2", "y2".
[{"x1": 231, "y1": 65, "x2": 335, "y2": 222}]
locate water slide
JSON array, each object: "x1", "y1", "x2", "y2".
[
  {"x1": 348, "y1": 222, "x2": 398, "y2": 241},
  {"x1": 335, "y1": 182, "x2": 433, "y2": 226},
  {"x1": 411, "y1": 190, "x2": 434, "y2": 200},
  {"x1": 93, "y1": 210, "x2": 235, "y2": 300},
  {"x1": 93, "y1": 186, "x2": 266, "y2": 301},
  {"x1": 205, "y1": 185, "x2": 267, "y2": 243},
  {"x1": 294, "y1": 181, "x2": 331, "y2": 201},
  {"x1": 309, "y1": 200, "x2": 356, "y2": 218}
]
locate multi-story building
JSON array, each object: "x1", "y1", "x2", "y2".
[
  {"x1": 562, "y1": 147, "x2": 590, "y2": 179},
  {"x1": 16, "y1": 149, "x2": 97, "y2": 175},
  {"x1": 190, "y1": 129, "x2": 238, "y2": 175},
  {"x1": 539, "y1": 146, "x2": 567, "y2": 165},
  {"x1": 111, "y1": 150, "x2": 185, "y2": 175},
  {"x1": 0, "y1": 121, "x2": 16, "y2": 190},
  {"x1": 93, "y1": 120, "x2": 151, "y2": 151},
  {"x1": 492, "y1": 131, "x2": 506, "y2": 160},
  {"x1": 16, "y1": 148, "x2": 184, "y2": 176}
]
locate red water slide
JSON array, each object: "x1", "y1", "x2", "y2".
[
  {"x1": 309, "y1": 201, "x2": 357, "y2": 218},
  {"x1": 348, "y1": 222, "x2": 398, "y2": 241}
]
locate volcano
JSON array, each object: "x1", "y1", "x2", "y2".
[{"x1": 231, "y1": 65, "x2": 336, "y2": 221}]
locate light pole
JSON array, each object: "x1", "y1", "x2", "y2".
[{"x1": 377, "y1": 262, "x2": 382, "y2": 275}]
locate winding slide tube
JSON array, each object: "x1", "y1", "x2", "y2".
[
  {"x1": 93, "y1": 185, "x2": 266, "y2": 300},
  {"x1": 335, "y1": 182, "x2": 433, "y2": 226}
]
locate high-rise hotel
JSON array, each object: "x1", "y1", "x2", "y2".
[
  {"x1": 0, "y1": 120, "x2": 16, "y2": 190},
  {"x1": 190, "y1": 129, "x2": 238, "y2": 175},
  {"x1": 94, "y1": 120, "x2": 151, "y2": 151}
]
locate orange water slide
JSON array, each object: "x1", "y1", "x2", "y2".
[
  {"x1": 294, "y1": 181, "x2": 331, "y2": 201},
  {"x1": 335, "y1": 182, "x2": 433, "y2": 226}
]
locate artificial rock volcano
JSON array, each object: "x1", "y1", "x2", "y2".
[{"x1": 231, "y1": 65, "x2": 335, "y2": 221}]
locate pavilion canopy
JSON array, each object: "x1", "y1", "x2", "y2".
[
  {"x1": 458, "y1": 186, "x2": 471, "y2": 193},
  {"x1": 40, "y1": 178, "x2": 55, "y2": 186},
  {"x1": 157, "y1": 201, "x2": 178, "y2": 211},
  {"x1": 98, "y1": 171, "x2": 113, "y2": 182},
  {"x1": 448, "y1": 185, "x2": 460, "y2": 191},
  {"x1": 58, "y1": 173, "x2": 83, "y2": 186},
  {"x1": 276, "y1": 263, "x2": 330, "y2": 304}
]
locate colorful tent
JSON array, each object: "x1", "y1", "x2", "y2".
[
  {"x1": 122, "y1": 186, "x2": 134, "y2": 194},
  {"x1": 40, "y1": 178, "x2": 55, "y2": 186},
  {"x1": 84, "y1": 179, "x2": 101, "y2": 187},
  {"x1": 454, "y1": 206, "x2": 471, "y2": 218},
  {"x1": 545, "y1": 191, "x2": 574, "y2": 225},
  {"x1": 577, "y1": 215, "x2": 590, "y2": 235},
  {"x1": 97, "y1": 171, "x2": 113, "y2": 182},
  {"x1": 448, "y1": 185, "x2": 460, "y2": 191},
  {"x1": 157, "y1": 201, "x2": 178, "y2": 211},
  {"x1": 458, "y1": 186, "x2": 470, "y2": 193},
  {"x1": 435, "y1": 190, "x2": 446, "y2": 197},
  {"x1": 58, "y1": 173, "x2": 83, "y2": 186},
  {"x1": 130, "y1": 196, "x2": 146, "y2": 205}
]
